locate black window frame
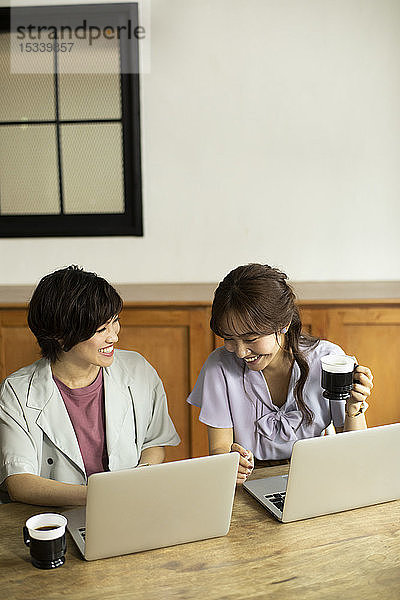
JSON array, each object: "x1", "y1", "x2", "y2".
[{"x1": 0, "y1": 3, "x2": 143, "y2": 237}]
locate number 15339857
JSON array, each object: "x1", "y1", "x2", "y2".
[{"x1": 19, "y1": 42, "x2": 74, "y2": 53}]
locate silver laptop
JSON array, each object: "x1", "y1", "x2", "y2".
[
  {"x1": 243, "y1": 423, "x2": 400, "y2": 522},
  {"x1": 63, "y1": 452, "x2": 239, "y2": 561}
]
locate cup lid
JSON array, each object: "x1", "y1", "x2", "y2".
[
  {"x1": 321, "y1": 353, "x2": 356, "y2": 373},
  {"x1": 25, "y1": 513, "x2": 67, "y2": 541}
]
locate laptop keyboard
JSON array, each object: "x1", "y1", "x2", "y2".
[
  {"x1": 264, "y1": 491, "x2": 286, "y2": 511},
  {"x1": 78, "y1": 527, "x2": 86, "y2": 541}
]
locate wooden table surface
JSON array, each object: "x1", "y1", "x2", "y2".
[{"x1": 1, "y1": 465, "x2": 399, "y2": 600}]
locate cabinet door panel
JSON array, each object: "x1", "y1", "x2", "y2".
[
  {"x1": 325, "y1": 307, "x2": 400, "y2": 427},
  {"x1": 119, "y1": 307, "x2": 213, "y2": 461},
  {"x1": 0, "y1": 309, "x2": 40, "y2": 379},
  {"x1": 117, "y1": 323, "x2": 189, "y2": 462},
  {"x1": 298, "y1": 307, "x2": 327, "y2": 338}
]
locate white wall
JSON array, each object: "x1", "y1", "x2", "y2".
[{"x1": 1, "y1": 0, "x2": 400, "y2": 284}]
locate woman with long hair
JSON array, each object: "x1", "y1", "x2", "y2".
[{"x1": 187, "y1": 264, "x2": 373, "y2": 484}]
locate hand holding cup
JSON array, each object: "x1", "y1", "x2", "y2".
[{"x1": 321, "y1": 354, "x2": 373, "y2": 415}]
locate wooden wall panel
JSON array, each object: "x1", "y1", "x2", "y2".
[
  {"x1": 324, "y1": 307, "x2": 400, "y2": 428},
  {"x1": 298, "y1": 306, "x2": 327, "y2": 338},
  {"x1": 1, "y1": 299, "x2": 399, "y2": 461},
  {"x1": 119, "y1": 307, "x2": 213, "y2": 460},
  {"x1": 0, "y1": 309, "x2": 40, "y2": 380},
  {"x1": 0, "y1": 306, "x2": 214, "y2": 462},
  {"x1": 187, "y1": 308, "x2": 213, "y2": 458},
  {"x1": 117, "y1": 322, "x2": 190, "y2": 462}
]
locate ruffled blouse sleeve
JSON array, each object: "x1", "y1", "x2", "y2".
[{"x1": 187, "y1": 351, "x2": 234, "y2": 429}]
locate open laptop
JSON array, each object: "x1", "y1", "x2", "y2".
[
  {"x1": 243, "y1": 423, "x2": 400, "y2": 523},
  {"x1": 63, "y1": 452, "x2": 239, "y2": 561}
]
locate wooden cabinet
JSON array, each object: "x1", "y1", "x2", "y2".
[
  {"x1": 297, "y1": 304, "x2": 400, "y2": 427},
  {"x1": 0, "y1": 303, "x2": 213, "y2": 461},
  {"x1": 0, "y1": 308, "x2": 40, "y2": 379},
  {"x1": 117, "y1": 306, "x2": 213, "y2": 461},
  {"x1": 1, "y1": 283, "x2": 399, "y2": 461},
  {"x1": 304, "y1": 304, "x2": 400, "y2": 428}
]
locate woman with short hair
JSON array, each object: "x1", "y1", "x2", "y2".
[{"x1": 0, "y1": 266, "x2": 180, "y2": 505}]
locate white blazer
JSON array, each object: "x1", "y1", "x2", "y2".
[{"x1": 0, "y1": 350, "x2": 180, "y2": 488}]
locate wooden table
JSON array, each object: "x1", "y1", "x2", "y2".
[{"x1": 1, "y1": 465, "x2": 400, "y2": 600}]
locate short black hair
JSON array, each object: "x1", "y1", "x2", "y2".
[{"x1": 28, "y1": 265, "x2": 123, "y2": 363}]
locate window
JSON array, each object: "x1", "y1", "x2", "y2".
[{"x1": 0, "y1": 3, "x2": 143, "y2": 237}]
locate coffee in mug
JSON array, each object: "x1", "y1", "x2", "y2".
[
  {"x1": 23, "y1": 513, "x2": 67, "y2": 569},
  {"x1": 321, "y1": 354, "x2": 357, "y2": 401}
]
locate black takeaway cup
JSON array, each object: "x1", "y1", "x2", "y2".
[
  {"x1": 23, "y1": 513, "x2": 67, "y2": 569},
  {"x1": 321, "y1": 354, "x2": 357, "y2": 401}
]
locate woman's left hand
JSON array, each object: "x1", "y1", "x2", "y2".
[{"x1": 350, "y1": 364, "x2": 373, "y2": 403}]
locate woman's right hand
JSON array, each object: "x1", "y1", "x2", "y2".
[
  {"x1": 231, "y1": 443, "x2": 254, "y2": 485},
  {"x1": 5, "y1": 473, "x2": 87, "y2": 506}
]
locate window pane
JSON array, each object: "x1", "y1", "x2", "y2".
[
  {"x1": 58, "y1": 36, "x2": 122, "y2": 120},
  {"x1": 0, "y1": 33, "x2": 56, "y2": 122},
  {"x1": 58, "y1": 73, "x2": 122, "y2": 121},
  {"x1": 61, "y1": 122, "x2": 124, "y2": 214},
  {"x1": 0, "y1": 124, "x2": 60, "y2": 215}
]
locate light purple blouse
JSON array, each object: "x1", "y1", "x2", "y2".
[{"x1": 187, "y1": 339, "x2": 346, "y2": 460}]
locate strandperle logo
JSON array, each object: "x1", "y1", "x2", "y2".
[
  {"x1": 16, "y1": 19, "x2": 147, "y2": 46},
  {"x1": 10, "y1": 2, "x2": 151, "y2": 74}
]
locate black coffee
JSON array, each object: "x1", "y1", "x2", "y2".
[
  {"x1": 35, "y1": 525, "x2": 60, "y2": 531},
  {"x1": 321, "y1": 369, "x2": 354, "y2": 401}
]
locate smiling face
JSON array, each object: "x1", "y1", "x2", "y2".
[
  {"x1": 217, "y1": 307, "x2": 287, "y2": 371},
  {"x1": 63, "y1": 315, "x2": 120, "y2": 370},
  {"x1": 223, "y1": 330, "x2": 284, "y2": 371}
]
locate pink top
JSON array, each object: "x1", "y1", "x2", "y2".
[{"x1": 53, "y1": 369, "x2": 108, "y2": 478}]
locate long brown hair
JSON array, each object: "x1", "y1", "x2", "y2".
[{"x1": 210, "y1": 263, "x2": 319, "y2": 424}]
